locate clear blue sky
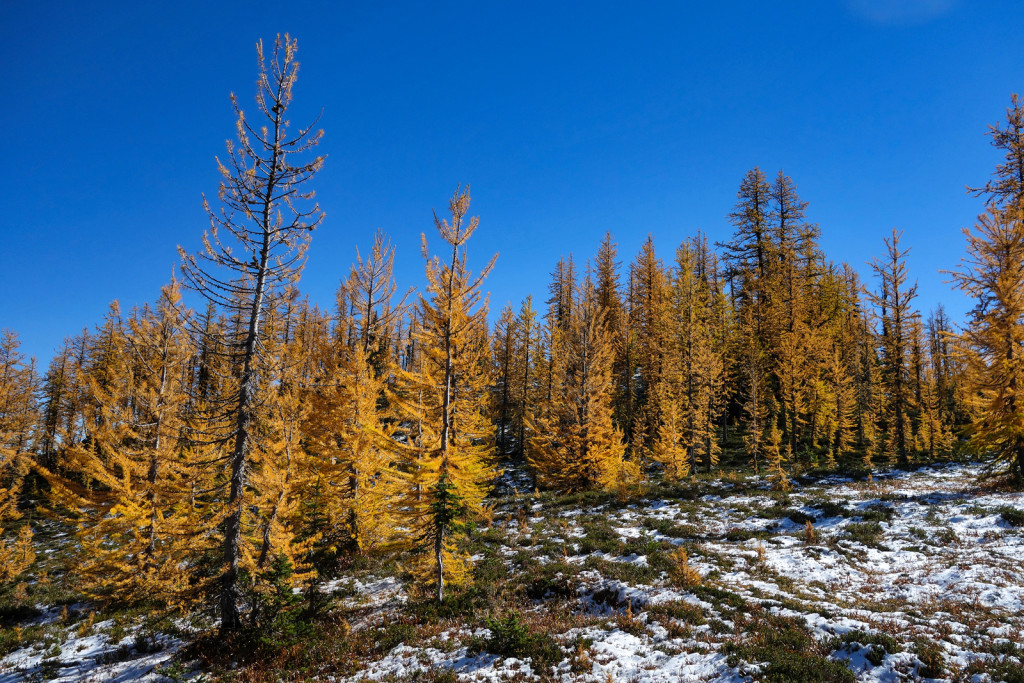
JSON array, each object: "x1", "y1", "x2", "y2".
[{"x1": 2, "y1": 0, "x2": 1022, "y2": 363}]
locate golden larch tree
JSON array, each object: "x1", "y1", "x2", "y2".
[
  {"x1": 304, "y1": 246, "x2": 405, "y2": 556},
  {"x1": 178, "y1": 34, "x2": 325, "y2": 631},
  {"x1": 529, "y1": 273, "x2": 636, "y2": 493},
  {"x1": 45, "y1": 282, "x2": 200, "y2": 607},
  {"x1": 949, "y1": 202, "x2": 1024, "y2": 481},
  {"x1": 0, "y1": 330, "x2": 37, "y2": 584},
  {"x1": 391, "y1": 187, "x2": 496, "y2": 601}
]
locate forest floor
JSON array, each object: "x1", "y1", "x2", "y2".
[{"x1": 2, "y1": 460, "x2": 1023, "y2": 682}]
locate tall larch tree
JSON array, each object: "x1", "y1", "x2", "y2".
[
  {"x1": 240, "y1": 296, "x2": 318, "y2": 600},
  {"x1": 720, "y1": 167, "x2": 773, "y2": 312},
  {"x1": 721, "y1": 168, "x2": 781, "y2": 478},
  {"x1": 36, "y1": 332, "x2": 90, "y2": 473},
  {"x1": 509, "y1": 296, "x2": 539, "y2": 463},
  {"x1": 594, "y1": 232, "x2": 632, "y2": 436},
  {"x1": 491, "y1": 304, "x2": 517, "y2": 457},
  {"x1": 927, "y1": 305, "x2": 966, "y2": 437},
  {"x1": 629, "y1": 236, "x2": 670, "y2": 456},
  {"x1": 350, "y1": 230, "x2": 412, "y2": 373},
  {"x1": 692, "y1": 236, "x2": 728, "y2": 471},
  {"x1": 767, "y1": 172, "x2": 820, "y2": 459},
  {"x1": 304, "y1": 240, "x2": 406, "y2": 557},
  {"x1": 866, "y1": 229, "x2": 919, "y2": 466},
  {"x1": 949, "y1": 202, "x2": 1024, "y2": 481},
  {"x1": 178, "y1": 34, "x2": 325, "y2": 631},
  {"x1": 970, "y1": 93, "x2": 1024, "y2": 209},
  {"x1": 950, "y1": 94, "x2": 1024, "y2": 482},
  {"x1": 391, "y1": 187, "x2": 496, "y2": 602}
]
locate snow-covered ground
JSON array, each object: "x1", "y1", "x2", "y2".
[
  {"x1": 0, "y1": 611, "x2": 187, "y2": 682},
  {"x1": 2, "y1": 462, "x2": 1021, "y2": 681},
  {"x1": 340, "y1": 462, "x2": 1024, "y2": 682}
]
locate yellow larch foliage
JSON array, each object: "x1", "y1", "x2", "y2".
[
  {"x1": 529, "y1": 274, "x2": 633, "y2": 493},
  {"x1": 247, "y1": 301, "x2": 317, "y2": 586},
  {"x1": 823, "y1": 341, "x2": 856, "y2": 469},
  {"x1": 950, "y1": 94, "x2": 1024, "y2": 481},
  {"x1": 44, "y1": 281, "x2": 201, "y2": 608},
  {"x1": 390, "y1": 187, "x2": 497, "y2": 601},
  {"x1": 764, "y1": 398, "x2": 790, "y2": 490},
  {"x1": 0, "y1": 329, "x2": 36, "y2": 583},
  {"x1": 0, "y1": 525, "x2": 34, "y2": 584},
  {"x1": 304, "y1": 290, "x2": 403, "y2": 554},
  {"x1": 665, "y1": 237, "x2": 726, "y2": 476},
  {"x1": 949, "y1": 202, "x2": 1024, "y2": 481},
  {"x1": 628, "y1": 236, "x2": 672, "y2": 455},
  {"x1": 651, "y1": 391, "x2": 690, "y2": 480}
]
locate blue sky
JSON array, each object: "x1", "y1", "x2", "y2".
[{"x1": 1, "y1": 0, "x2": 1022, "y2": 362}]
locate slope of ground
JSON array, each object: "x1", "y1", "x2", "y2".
[{"x1": 1, "y1": 462, "x2": 1022, "y2": 682}]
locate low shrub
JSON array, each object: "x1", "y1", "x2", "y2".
[
  {"x1": 477, "y1": 611, "x2": 562, "y2": 667},
  {"x1": 859, "y1": 504, "x2": 895, "y2": 523},
  {"x1": 998, "y1": 506, "x2": 1024, "y2": 527},
  {"x1": 914, "y1": 637, "x2": 946, "y2": 679},
  {"x1": 725, "y1": 613, "x2": 855, "y2": 682},
  {"x1": 845, "y1": 521, "x2": 884, "y2": 546},
  {"x1": 834, "y1": 629, "x2": 902, "y2": 666}
]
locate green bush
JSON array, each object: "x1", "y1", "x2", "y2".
[
  {"x1": 578, "y1": 520, "x2": 620, "y2": 554},
  {"x1": 691, "y1": 585, "x2": 746, "y2": 610},
  {"x1": 478, "y1": 611, "x2": 562, "y2": 666},
  {"x1": 246, "y1": 554, "x2": 313, "y2": 649},
  {"x1": 725, "y1": 614, "x2": 855, "y2": 683},
  {"x1": 643, "y1": 517, "x2": 690, "y2": 538},
  {"x1": 835, "y1": 630, "x2": 902, "y2": 666},
  {"x1": 409, "y1": 586, "x2": 486, "y2": 622},
  {"x1": 845, "y1": 521, "x2": 884, "y2": 546},
  {"x1": 646, "y1": 600, "x2": 707, "y2": 626},
  {"x1": 964, "y1": 656, "x2": 1024, "y2": 683},
  {"x1": 522, "y1": 562, "x2": 578, "y2": 601},
  {"x1": 725, "y1": 528, "x2": 769, "y2": 542},
  {"x1": 371, "y1": 621, "x2": 417, "y2": 654},
  {"x1": 859, "y1": 504, "x2": 895, "y2": 523},
  {"x1": 787, "y1": 510, "x2": 816, "y2": 525},
  {"x1": 813, "y1": 500, "x2": 850, "y2": 518},
  {"x1": 998, "y1": 506, "x2": 1024, "y2": 527}
]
